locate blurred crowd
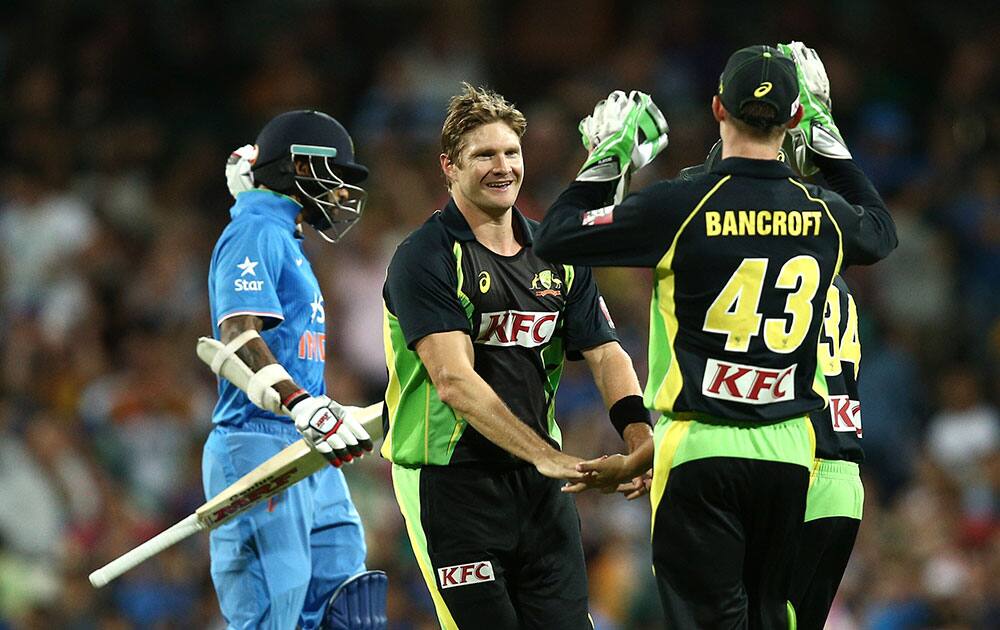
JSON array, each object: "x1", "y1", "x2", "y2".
[{"x1": 1, "y1": 1, "x2": 998, "y2": 628}]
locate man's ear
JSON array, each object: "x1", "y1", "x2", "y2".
[
  {"x1": 711, "y1": 95, "x2": 726, "y2": 123},
  {"x1": 439, "y1": 153, "x2": 454, "y2": 188},
  {"x1": 293, "y1": 156, "x2": 312, "y2": 176}
]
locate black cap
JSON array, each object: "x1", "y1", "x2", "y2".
[
  {"x1": 252, "y1": 110, "x2": 368, "y2": 186},
  {"x1": 718, "y1": 45, "x2": 799, "y2": 128}
]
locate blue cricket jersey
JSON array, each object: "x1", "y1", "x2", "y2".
[{"x1": 208, "y1": 190, "x2": 327, "y2": 426}]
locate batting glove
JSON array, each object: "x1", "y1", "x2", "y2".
[
  {"x1": 225, "y1": 144, "x2": 257, "y2": 199},
  {"x1": 778, "y1": 42, "x2": 851, "y2": 176},
  {"x1": 288, "y1": 394, "x2": 373, "y2": 466}
]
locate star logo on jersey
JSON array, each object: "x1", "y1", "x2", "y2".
[
  {"x1": 237, "y1": 256, "x2": 259, "y2": 277},
  {"x1": 530, "y1": 269, "x2": 562, "y2": 298},
  {"x1": 295, "y1": 258, "x2": 304, "y2": 267}
]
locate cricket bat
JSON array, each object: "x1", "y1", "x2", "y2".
[{"x1": 88, "y1": 338, "x2": 384, "y2": 588}]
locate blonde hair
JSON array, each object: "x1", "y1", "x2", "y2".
[{"x1": 441, "y1": 83, "x2": 527, "y2": 166}]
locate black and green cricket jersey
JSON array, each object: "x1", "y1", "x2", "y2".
[
  {"x1": 534, "y1": 156, "x2": 895, "y2": 425},
  {"x1": 812, "y1": 276, "x2": 864, "y2": 462},
  {"x1": 382, "y1": 200, "x2": 617, "y2": 467}
]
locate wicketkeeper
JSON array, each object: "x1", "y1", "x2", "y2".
[{"x1": 533, "y1": 43, "x2": 896, "y2": 627}]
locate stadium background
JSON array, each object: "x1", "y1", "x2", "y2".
[{"x1": 0, "y1": 1, "x2": 997, "y2": 628}]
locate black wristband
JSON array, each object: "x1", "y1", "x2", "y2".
[
  {"x1": 609, "y1": 395, "x2": 651, "y2": 438},
  {"x1": 283, "y1": 389, "x2": 310, "y2": 410}
]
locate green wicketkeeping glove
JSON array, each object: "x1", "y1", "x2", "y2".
[
  {"x1": 577, "y1": 90, "x2": 669, "y2": 183},
  {"x1": 631, "y1": 91, "x2": 670, "y2": 171},
  {"x1": 778, "y1": 41, "x2": 851, "y2": 176}
]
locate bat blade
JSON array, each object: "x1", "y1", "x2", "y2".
[
  {"x1": 195, "y1": 402, "x2": 382, "y2": 530},
  {"x1": 89, "y1": 402, "x2": 382, "y2": 587},
  {"x1": 195, "y1": 438, "x2": 321, "y2": 527}
]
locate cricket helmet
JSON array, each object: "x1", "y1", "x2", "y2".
[{"x1": 251, "y1": 110, "x2": 369, "y2": 243}]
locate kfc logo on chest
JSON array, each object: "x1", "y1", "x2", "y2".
[
  {"x1": 437, "y1": 561, "x2": 495, "y2": 589},
  {"x1": 829, "y1": 395, "x2": 862, "y2": 437},
  {"x1": 702, "y1": 358, "x2": 796, "y2": 405},
  {"x1": 477, "y1": 310, "x2": 559, "y2": 348}
]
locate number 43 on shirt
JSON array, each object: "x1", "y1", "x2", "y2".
[{"x1": 703, "y1": 255, "x2": 822, "y2": 354}]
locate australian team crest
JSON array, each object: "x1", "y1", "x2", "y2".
[{"x1": 530, "y1": 269, "x2": 563, "y2": 298}]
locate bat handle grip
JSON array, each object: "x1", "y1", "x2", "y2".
[{"x1": 89, "y1": 514, "x2": 203, "y2": 588}]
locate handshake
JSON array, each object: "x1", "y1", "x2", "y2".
[{"x1": 576, "y1": 90, "x2": 670, "y2": 188}]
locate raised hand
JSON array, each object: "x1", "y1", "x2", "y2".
[
  {"x1": 225, "y1": 144, "x2": 257, "y2": 198},
  {"x1": 778, "y1": 42, "x2": 852, "y2": 175},
  {"x1": 577, "y1": 90, "x2": 668, "y2": 183}
]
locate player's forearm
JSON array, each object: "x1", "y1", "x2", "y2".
[
  {"x1": 434, "y1": 368, "x2": 556, "y2": 465},
  {"x1": 585, "y1": 342, "x2": 643, "y2": 407},
  {"x1": 533, "y1": 181, "x2": 617, "y2": 264},
  {"x1": 220, "y1": 315, "x2": 301, "y2": 401},
  {"x1": 621, "y1": 423, "x2": 654, "y2": 476},
  {"x1": 813, "y1": 155, "x2": 886, "y2": 211},
  {"x1": 814, "y1": 155, "x2": 898, "y2": 264},
  {"x1": 584, "y1": 342, "x2": 654, "y2": 444}
]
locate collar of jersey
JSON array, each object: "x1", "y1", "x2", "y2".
[
  {"x1": 711, "y1": 157, "x2": 797, "y2": 179},
  {"x1": 230, "y1": 189, "x2": 302, "y2": 229},
  {"x1": 440, "y1": 198, "x2": 534, "y2": 245}
]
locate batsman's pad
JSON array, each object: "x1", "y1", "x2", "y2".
[{"x1": 323, "y1": 570, "x2": 388, "y2": 630}]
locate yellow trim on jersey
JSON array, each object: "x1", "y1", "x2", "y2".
[
  {"x1": 786, "y1": 178, "x2": 843, "y2": 275},
  {"x1": 650, "y1": 418, "x2": 692, "y2": 534},
  {"x1": 651, "y1": 175, "x2": 732, "y2": 410},
  {"x1": 424, "y1": 383, "x2": 431, "y2": 464},
  {"x1": 381, "y1": 305, "x2": 400, "y2": 458},
  {"x1": 563, "y1": 264, "x2": 576, "y2": 295},
  {"x1": 446, "y1": 419, "x2": 465, "y2": 454},
  {"x1": 453, "y1": 241, "x2": 465, "y2": 287},
  {"x1": 807, "y1": 418, "x2": 817, "y2": 477},
  {"x1": 788, "y1": 178, "x2": 844, "y2": 401}
]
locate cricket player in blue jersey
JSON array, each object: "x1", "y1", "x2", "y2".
[{"x1": 204, "y1": 110, "x2": 387, "y2": 629}]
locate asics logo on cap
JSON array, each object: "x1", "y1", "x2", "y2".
[{"x1": 754, "y1": 82, "x2": 773, "y2": 97}]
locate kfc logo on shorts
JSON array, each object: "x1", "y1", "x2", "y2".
[
  {"x1": 437, "y1": 561, "x2": 495, "y2": 589},
  {"x1": 702, "y1": 358, "x2": 796, "y2": 405},
  {"x1": 829, "y1": 395, "x2": 862, "y2": 437},
  {"x1": 477, "y1": 310, "x2": 559, "y2": 348}
]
